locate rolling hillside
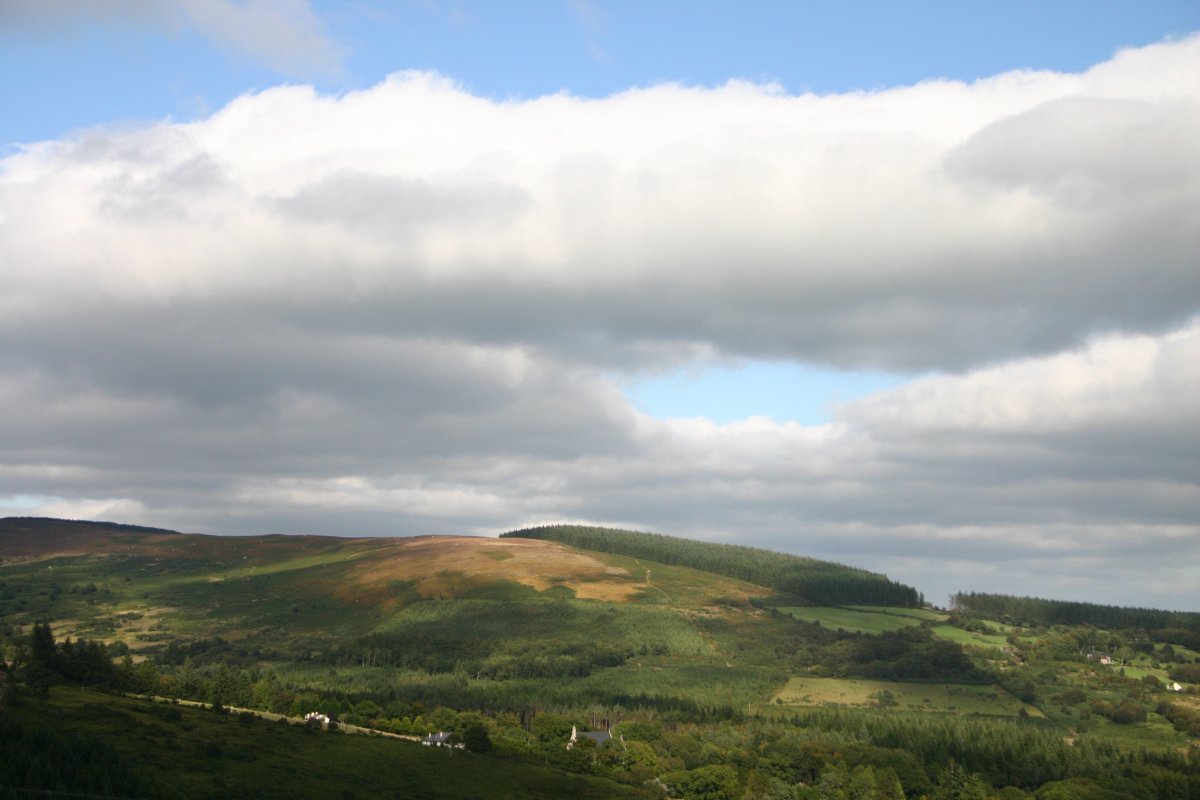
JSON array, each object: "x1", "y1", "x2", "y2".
[{"x1": 4, "y1": 517, "x2": 1200, "y2": 799}]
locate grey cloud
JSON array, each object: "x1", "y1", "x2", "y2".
[
  {"x1": 6, "y1": 51, "x2": 1199, "y2": 372},
  {"x1": 274, "y1": 170, "x2": 531, "y2": 236},
  {"x1": 100, "y1": 154, "x2": 231, "y2": 221},
  {"x1": 180, "y1": 0, "x2": 344, "y2": 78},
  {"x1": 2, "y1": 38, "x2": 1199, "y2": 610},
  {"x1": 0, "y1": 1, "x2": 169, "y2": 32},
  {"x1": 944, "y1": 97, "x2": 1200, "y2": 199},
  {"x1": 0, "y1": 0, "x2": 342, "y2": 78}
]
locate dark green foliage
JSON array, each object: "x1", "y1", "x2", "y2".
[
  {"x1": 847, "y1": 626, "x2": 983, "y2": 681},
  {"x1": 17, "y1": 622, "x2": 123, "y2": 691},
  {"x1": 5, "y1": 687, "x2": 656, "y2": 800},
  {"x1": 320, "y1": 596, "x2": 692, "y2": 683},
  {"x1": 1151, "y1": 627, "x2": 1200, "y2": 650},
  {"x1": 663, "y1": 764, "x2": 739, "y2": 800},
  {"x1": 786, "y1": 709, "x2": 1130, "y2": 789},
  {"x1": 1167, "y1": 663, "x2": 1200, "y2": 683},
  {"x1": 462, "y1": 722, "x2": 492, "y2": 752},
  {"x1": 1, "y1": 516, "x2": 181, "y2": 536},
  {"x1": 0, "y1": 712, "x2": 158, "y2": 798},
  {"x1": 503, "y1": 525, "x2": 921, "y2": 606},
  {"x1": 159, "y1": 636, "x2": 268, "y2": 667},
  {"x1": 951, "y1": 592, "x2": 1200, "y2": 632},
  {"x1": 24, "y1": 621, "x2": 60, "y2": 690},
  {"x1": 1157, "y1": 700, "x2": 1200, "y2": 737}
]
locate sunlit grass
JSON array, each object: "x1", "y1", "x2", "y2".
[
  {"x1": 769, "y1": 676, "x2": 1043, "y2": 718},
  {"x1": 777, "y1": 606, "x2": 920, "y2": 634}
]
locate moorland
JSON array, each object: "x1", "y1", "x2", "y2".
[{"x1": 2, "y1": 517, "x2": 1199, "y2": 799}]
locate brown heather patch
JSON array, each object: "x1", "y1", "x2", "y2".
[{"x1": 347, "y1": 536, "x2": 644, "y2": 602}]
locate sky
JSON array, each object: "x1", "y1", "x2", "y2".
[{"x1": 1, "y1": 2, "x2": 1198, "y2": 610}]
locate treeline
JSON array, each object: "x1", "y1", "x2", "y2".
[
  {"x1": 502, "y1": 525, "x2": 921, "y2": 607},
  {"x1": 951, "y1": 592, "x2": 1200, "y2": 632},
  {"x1": 10, "y1": 622, "x2": 162, "y2": 698},
  {"x1": 0, "y1": 515, "x2": 180, "y2": 535}
]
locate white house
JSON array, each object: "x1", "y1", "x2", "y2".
[
  {"x1": 1168, "y1": 681, "x2": 1183, "y2": 692},
  {"x1": 422, "y1": 731, "x2": 456, "y2": 747},
  {"x1": 304, "y1": 712, "x2": 330, "y2": 725},
  {"x1": 567, "y1": 724, "x2": 612, "y2": 749}
]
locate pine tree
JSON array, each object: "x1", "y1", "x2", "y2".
[
  {"x1": 874, "y1": 767, "x2": 906, "y2": 800},
  {"x1": 25, "y1": 622, "x2": 59, "y2": 691}
]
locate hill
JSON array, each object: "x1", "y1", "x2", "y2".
[
  {"x1": 501, "y1": 524, "x2": 922, "y2": 607},
  {"x1": 0, "y1": 516, "x2": 784, "y2": 711},
  {"x1": 952, "y1": 591, "x2": 1200, "y2": 639},
  {"x1": 4, "y1": 517, "x2": 1200, "y2": 799},
  {"x1": 0, "y1": 516, "x2": 181, "y2": 559}
]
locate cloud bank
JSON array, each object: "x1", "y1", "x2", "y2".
[{"x1": 1, "y1": 35, "x2": 1198, "y2": 608}]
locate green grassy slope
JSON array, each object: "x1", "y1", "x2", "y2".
[{"x1": 2, "y1": 686, "x2": 653, "y2": 800}]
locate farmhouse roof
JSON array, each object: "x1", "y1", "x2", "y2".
[{"x1": 568, "y1": 724, "x2": 612, "y2": 747}]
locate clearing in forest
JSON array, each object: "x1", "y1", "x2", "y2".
[{"x1": 770, "y1": 676, "x2": 1044, "y2": 718}]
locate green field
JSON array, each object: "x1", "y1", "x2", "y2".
[
  {"x1": 770, "y1": 676, "x2": 1043, "y2": 718},
  {"x1": 930, "y1": 624, "x2": 1011, "y2": 649},
  {"x1": 1120, "y1": 665, "x2": 1171, "y2": 682},
  {"x1": 848, "y1": 605, "x2": 949, "y2": 622},
  {"x1": 778, "y1": 606, "x2": 921, "y2": 634}
]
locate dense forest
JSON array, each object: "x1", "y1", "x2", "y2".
[
  {"x1": 503, "y1": 525, "x2": 922, "y2": 607},
  {"x1": 952, "y1": 592, "x2": 1200, "y2": 637}
]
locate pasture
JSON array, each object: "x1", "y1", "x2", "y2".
[
  {"x1": 930, "y1": 624, "x2": 1011, "y2": 650},
  {"x1": 1120, "y1": 665, "x2": 1171, "y2": 682},
  {"x1": 848, "y1": 605, "x2": 949, "y2": 622},
  {"x1": 769, "y1": 676, "x2": 1043, "y2": 718},
  {"x1": 777, "y1": 606, "x2": 921, "y2": 634}
]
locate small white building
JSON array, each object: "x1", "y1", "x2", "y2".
[
  {"x1": 1168, "y1": 681, "x2": 1183, "y2": 692},
  {"x1": 422, "y1": 731, "x2": 455, "y2": 747},
  {"x1": 304, "y1": 712, "x2": 330, "y2": 725},
  {"x1": 567, "y1": 724, "x2": 612, "y2": 749}
]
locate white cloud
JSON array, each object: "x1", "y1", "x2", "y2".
[
  {"x1": 843, "y1": 323, "x2": 1199, "y2": 434},
  {"x1": 5, "y1": 37, "x2": 1197, "y2": 368},
  {"x1": 1, "y1": 37, "x2": 1198, "y2": 607}
]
